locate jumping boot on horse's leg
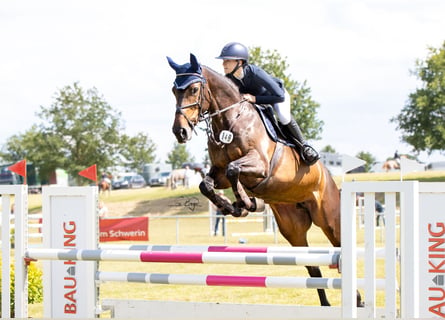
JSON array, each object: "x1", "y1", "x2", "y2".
[{"x1": 284, "y1": 119, "x2": 320, "y2": 166}]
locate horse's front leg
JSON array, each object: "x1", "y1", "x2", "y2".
[
  {"x1": 199, "y1": 172, "x2": 235, "y2": 216},
  {"x1": 226, "y1": 151, "x2": 267, "y2": 217}
]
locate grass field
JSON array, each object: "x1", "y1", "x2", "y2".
[
  {"x1": 19, "y1": 171, "x2": 445, "y2": 317},
  {"x1": 28, "y1": 221, "x2": 379, "y2": 318}
]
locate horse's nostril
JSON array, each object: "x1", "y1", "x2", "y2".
[
  {"x1": 172, "y1": 127, "x2": 183, "y2": 136},
  {"x1": 172, "y1": 126, "x2": 188, "y2": 143}
]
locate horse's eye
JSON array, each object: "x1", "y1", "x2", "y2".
[{"x1": 191, "y1": 87, "x2": 199, "y2": 95}]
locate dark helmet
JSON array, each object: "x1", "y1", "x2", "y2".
[{"x1": 216, "y1": 42, "x2": 249, "y2": 61}]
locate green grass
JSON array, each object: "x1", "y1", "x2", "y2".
[
  {"x1": 29, "y1": 225, "x2": 385, "y2": 318},
  {"x1": 26, "y1": 170, "x2": 445, "y2": 213},
  {"x1": 22, "y1": 170, "x2": 445, "y2": 317},
  {"x1": 26, "y1": 209, "x2": 388, "y2": 318},
  {"x1": 27, "y1": 186, "x2": 205, "y2": 213},
  {"x1": 335, "y1": 170, "x2": 445, "y2": 185}
]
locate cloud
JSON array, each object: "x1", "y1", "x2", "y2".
[{"x1": 1, "y1": 0, "x2": 444, "y2": 164}]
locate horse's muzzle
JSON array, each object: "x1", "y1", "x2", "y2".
[{"x1": 172, "y1": 127, "x2": 190, "y2": 143}]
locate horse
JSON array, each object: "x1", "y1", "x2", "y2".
[
  {"x1": 169, "y1": 168, "x2": 186, "y2": 189},
  {"x1": 99, "y1": 175, "x2": 112, "y2": 196},
  {"x1": 169, "y1": 166, "x2": 203, "y2": 189},
  {"x1": 98, "y1": 180, "x2": 111, "y2": 195},
  {"x1": 167, "y1": 54, "x2": 362, "y2": 307},
  {"x1": 382, "y1": 159, "x2": 400, "y2": 172}
]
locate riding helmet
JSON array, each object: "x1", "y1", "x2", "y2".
[{"x1": 216, "y1": 42, "x2": 249, "y2": 61}]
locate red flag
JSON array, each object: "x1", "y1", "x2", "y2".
[
  {"x1": 78, "y1": 164, "x2": 97, "y2": 182},
  {"x1": 8, "y1": 159, "x2": 27, "y2": 184}
]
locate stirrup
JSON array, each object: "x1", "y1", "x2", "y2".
[{"x1": 300, "y1": 144, "x2": 320, "y2": 166}]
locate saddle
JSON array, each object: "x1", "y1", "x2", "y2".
[{"x1": 254, "y1": 105, "x2": 295, "y2": 148}]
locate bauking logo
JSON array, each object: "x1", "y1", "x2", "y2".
[
  {"x1": 63, "y1": 221, "x2": 77, "y2": 314},
  {"x1": 428, "y1": 222, "x2": 445, "y2": 317}
]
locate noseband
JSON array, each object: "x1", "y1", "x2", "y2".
[
  {"x1": 175, "y1": 72, "x2": 246, "y2": 140},
  {"x1": 174, "y1": 73, "x2": 208, "y2": 134}
]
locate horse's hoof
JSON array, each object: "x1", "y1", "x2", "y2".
[
  {"x1": 231, "y1": 208, "x2": 249, "y2": 218},
  {"x1": 232, "y1": 211, "x2": 242, "y2": 217},
  {"x1": 240, "y1": 209, "x2": 249, "y2": 217},
  {"x1": 247, "y1": 198, "x2": 257, "y2": 212},
  {"x1": 357, "y1": 291, "x2": 365, "y2": 307},
  {"x1": 221, "y1": 208, "x2": 232, "y2": 216},
  {"x1": 231, "y1": 207, "x2": 243, "y2": 217}
]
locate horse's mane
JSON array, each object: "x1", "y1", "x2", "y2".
[{"x1": 201, "y1": 65, "x2": 242, "y2": 97}]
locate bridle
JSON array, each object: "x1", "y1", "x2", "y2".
[
  {"x1": 174, "y1": 73, "x2": 208, "y2": 135},
  {"x1": 174, "y1": 72, "x2": 246, "y2": 138}
]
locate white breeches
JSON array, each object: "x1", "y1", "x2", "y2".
[{"x1": 273, "y1": 90, "x2": 291, "y2": 125}]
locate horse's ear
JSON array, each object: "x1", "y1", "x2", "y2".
[
  {"x1": 167, "y1": 56, "x2": 180, "y2": 71},
  {"x1": 190, "y1": 53, "x2": 201, "y2": 73}
]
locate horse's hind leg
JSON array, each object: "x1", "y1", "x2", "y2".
[
  {"x1": 315, "y1": 177, "x2": 364, "y2": 308},
  {"x1": 270, "y1": 203, "x2": 331, "y2": 306}
]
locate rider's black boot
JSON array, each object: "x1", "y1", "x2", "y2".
[{"x1": 284, "y1": 119, "x2": 320, "y2": 166}]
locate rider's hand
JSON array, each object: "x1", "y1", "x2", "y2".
[{"x1": 242, "y1": 94, "x2": 256, "y2": 103}]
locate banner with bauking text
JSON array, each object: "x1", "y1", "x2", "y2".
[
  {"x1": 419, "y1": 183, "x2": 445, "y2": 318},
  {"x1": 42, "y1": 186, "x2": 97, "y2": 318},
  {"x1": 99, "y1": 217, "x2": 149, "y2": 241}
]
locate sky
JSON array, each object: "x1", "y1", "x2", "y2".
[{"x1": 1, "y1": 0, "x2": 444, "y2": 165}]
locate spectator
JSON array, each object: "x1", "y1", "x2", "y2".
[
  {"x1": 375, "y1": 200, "x2": 385, "y2": 226},
  {"x1": 211, "y1": 190, "x2": 230, "y2": 236},
  {"x1": 99, "y1": 201, "x2": 108, "y2": 218},
  {"x1": 184, "y1": 165, "x2": 191, "y2": 188},
  {"x1": 356, "y1": 192, "x2": 385, "y2": 226}
]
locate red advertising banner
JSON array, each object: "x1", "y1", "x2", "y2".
[{"x1": 99, "y1": 217, "x2": 149, "y2": 242}]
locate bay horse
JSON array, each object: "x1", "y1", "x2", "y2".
[
  {"x1": 98, "y1": 180, "x2": 111, "y2": 195},
  {"x1": 167, "y1": 54, "x2": 362, "y2": 306},
  {"x1": 99, "y1": 174, "x2": 112, "y2": 196},
  {"x1": 382, "y1": 159, "x2": 400, "y2": 172}
]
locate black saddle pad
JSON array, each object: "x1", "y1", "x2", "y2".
[{"x1": 254, "y1": 105, "x2": 294, "y2": 148}]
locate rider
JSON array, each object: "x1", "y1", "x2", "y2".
[
  {"x1": 101, "y1": 171, "x2": 111, "y2": 184},
  {"x1": 216, "y1": 42, "x2": 319, "y2": 165}
]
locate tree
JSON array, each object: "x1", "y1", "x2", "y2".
[
  {"x1": 39, "y1": 82, "x2": 125, "y2": 184},
  {"x1": 1, "y1": 83, "x2": 123, "y2": 184},
  {"x1": 249, "y1": 47, "x2": 324, "y2": 140},
  {"x1": 355, "y1": 151, "x2": 376, "y2": 172},
  {"x1": 321, "y1": 145, "x2": 337, "y2": 153},
  {"x1": 391, "y1": 42, "x2": 445, "y2": 154},
  {"x1": 0, "y1": 126, "x2": 64, "y2": 183},
  {"x1": 166, "y1": 142, "x2": 194, "y2": 169},
  {"x1": 119, "y1": 132, "x2": 157, "y2": 172},
  {"x1": 1, "y1": 82, "x2": 159, "y2": 184}
]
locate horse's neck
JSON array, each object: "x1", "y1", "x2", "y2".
[
  {"x1": 203, "y1": 68, "x2": 256, "y2": 126},
  {"x1": 203, "y1": 67, "x2": 242, "y2": 110},
  {"x1": 202, "y1": 68, "x2": 265, "y2": 148}
]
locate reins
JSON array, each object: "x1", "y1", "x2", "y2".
[
  {"x1": 200, "y1": 98, "x2": 247, "y2": 120},
  {"x1": 174, "y1": 69, "x2": 249, "y2": 144}
]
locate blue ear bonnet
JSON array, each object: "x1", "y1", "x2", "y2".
[{"x1": 167, "y1": 53, "x2": 204, "y2": 90}]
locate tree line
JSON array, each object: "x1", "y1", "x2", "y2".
[{"x1": 1, "y1": 42, "x2": 443, "y2": 184}]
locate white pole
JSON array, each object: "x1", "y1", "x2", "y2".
[
  {"x1": 363, "y1": 192, "x2": 376, "y2": 318},
  {"x1": 384, "y1": 192, "x2": 398, "y2": 317},
  {"x1": 14, "y1": 185, "x2": 28, "y2": 318},
  {"x1": 400, "y1": 181, "x2": 419, "y2": 318},
  {"x1": 340, "y1": 185, "x2": 357, "y2": 318},
  {"x1": 1, "y1": 194, "x2": 11, "y2": 318}
]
